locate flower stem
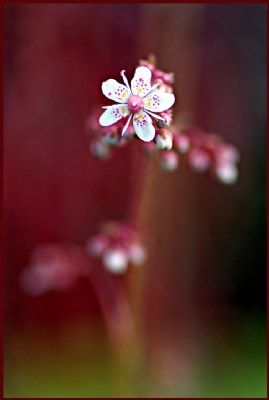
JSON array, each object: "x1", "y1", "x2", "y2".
[{"x1": 125, "y1": 144, "x2": 158, "y2": 394}]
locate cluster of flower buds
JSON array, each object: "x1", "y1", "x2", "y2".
[
  {"x1": 172, "y1": 126, "x2": 240, "y2": 184},
  {"x1": 139, "y1": 54, "x2": 174, "y2": 89},
  {"x1": 86, "y1": 110, "x2": 136, "y2": 160},
  {"x1": 86, "y1": 221, "x2": 147, "y2": 275},
  {"x1": 87, "y1": 56, "x2": 240, "y2": 184},
  {"x1": 142, "y1": 124, "x2": 240, "y2": 183},
  {"x1": 20, "y1": 244, "x2": 89, "y2": 295},
  {"x1": 20, "y1": 223, "x2": 146, "y2": 296}
]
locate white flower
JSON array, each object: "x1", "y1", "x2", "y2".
[{"x1": 99, "y1": 66, "x2": 175, "y2": 142}]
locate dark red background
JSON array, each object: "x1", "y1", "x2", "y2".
[{"x1": 4, "y1": 4, "x2": 266, "y2": 342}]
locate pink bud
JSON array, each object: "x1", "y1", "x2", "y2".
[
  {"x1": 128, "y1": 242, "x2": 146, "y2": 266},
  {"x1": 20, "y1": 246, "x2": 77, "y2": 295},
  {"x1": 160, "y1": 151, "x2": 179, "y2": 172},
  {"x1": 188, "y1": 148, "x2": 210, "y2": 172},
  {"x1": 217, "y1": 144, "x2": 240, "y2": 164},
  {"x1": 174, "y1": 134, "x2": 190, "y2": 154},
  {"x1": 86, "y1": 235, "x2": 109, "y2": 257}
]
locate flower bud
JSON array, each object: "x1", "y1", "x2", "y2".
[
  {"x1": 188, "y1": 148, "x2": 210, "y2": 172},
  {"x1": 101, "y1": 130, "x2": 120, "y2": 147},
  {"x1": 174, "y1": 134, "x2": 190, "y2": 154},
  {"x1": 128, "y1": 242, "x2": 147, "y2": 266},
  {"x1": 90, "y1": 140, "x2": 111, "y2": 160},
  {"x1": 86, "y1": 235, "x2": 109, "y2": 257},
  {"x1": 155, "y1": 70, "x2": 175, "y2": 85},
  {"x1": 103, "y1": 248, "x2": 128, "y2": 274},
  {"x1": 20, "y1": 246, "x2": 77, "y2": 295},
  {"x1": 158, "y1": 111, "x2": 173, "y2": 128},
  {"x1": 160, "y1": 151, "x2": 179, "y2": 172},
  {"x1": 217, "y1": 144, "x2": 240, "y2": 164},
  {"x1": 215, "y1": 162, "x2": 238, "y2": 185},
  {"x1": 155, "y1": 129, "x2": 173, "y2": 150}
]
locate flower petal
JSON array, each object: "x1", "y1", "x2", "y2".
[
  {"x1": 131, "y1": 66, "x2": 152, "y2": 97},
  {"x1": 99, "y1": 105, "x2": 130, "y2": 127},
  {"x1": 143, "y1": 91, "x2": 175, "y2": 112},
  {"x1": 102, "y1": 79, "x2": 131, "y2": 103},
  {"x1": 133, "y1": 111, "x2": 155, "y2": 142}
]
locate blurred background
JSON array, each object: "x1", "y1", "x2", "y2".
[{"x1": 4, "y1": 4, "x2": 266, "y2": 397}]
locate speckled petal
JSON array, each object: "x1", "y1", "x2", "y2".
[
  {"x1": 143, "y1": 91, "x2": 175, "y2": 112},
  {"x1": 133, "y1": 111, "x2": 155, "y2": 142},
  {"x1": 99, "y1": 105, "x2": 130, "y2": 127},
  {"x1": 102, "y1": 79, "x2": 131, "y2": 103},
  {"x1": 131, "y1": 66, "x2": 152, "y2": 97}
]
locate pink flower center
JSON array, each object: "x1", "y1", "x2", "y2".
[{"x1": 128, "y1": 95, "x2": 144, "y2": 113}]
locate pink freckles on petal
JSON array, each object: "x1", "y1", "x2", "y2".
[
  {"x1": 136, "y1": 116, "x2": 147, "y2": 127},
  {"x1": 153, "y1": 95, "x2": 160, "y2": 106},
  {"x1": 136, "y1": 78, "x2": 145, "y2": 87},
  {"x1": 112, "y1": 109, "x2": 121, "y2": 119}
]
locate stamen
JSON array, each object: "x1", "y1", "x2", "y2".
[
  {"x1": 145, "y1": 110, "x2": 165, "y2": 121},
  {"x1": 120, "y1": 70, "x2": 131, "y2": 93},
  {"x1": 102, "y1": 104, "x2": 127, "y2": 109},
  {"x1": 122, "y1": 114, "x2": 133, "y2": 136},
  {"x1": 143, "y1": 81, "x2": 160, "y2": 98}
]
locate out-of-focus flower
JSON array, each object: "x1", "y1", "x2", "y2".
[
  {"x1": 127, "y1": 242, "x2": 147, "y2": 266},
  {"x1": 160, "y1": 151, "x2": 179, "y2": 172},
  {"x1": 216, "y1": 144, "x2": 240, "y2": 164},
  {"x1": 90, "y1": 140, "x2": 111, "y2": 160},
  {"x1": 86, "y1": 222, "x2": 147, "y2": 274},
  {"x1": 101, "y1": 129, "x2": 121, "y2": 147},
  {"x1": 20, "y1": 245, "x2": 87, "y2": 295},
  {"x1": 170, "y1": 127, "x2": 240, "y2": 183},
  {"x1": 214, "y1": 144, "x2": 240, "y2": 184},
  {"x1": 86, "y1": 235, "x2": 110, "y2": 257},
  {"x1": 173, "y1": 134, "x2": 190, "y2": 154},
  {"x1": 103, "y1": 248, "x2": 129, "y2": 274},
  {"x1": 188, "y1": 148, "x2": 211, "y2": 172},
  {"x1": 215, "y1": 162, "x2": 238, "y2": 185},
  {"x1": 99, "y1": 66, "x2": 175, "y2": 142}
]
